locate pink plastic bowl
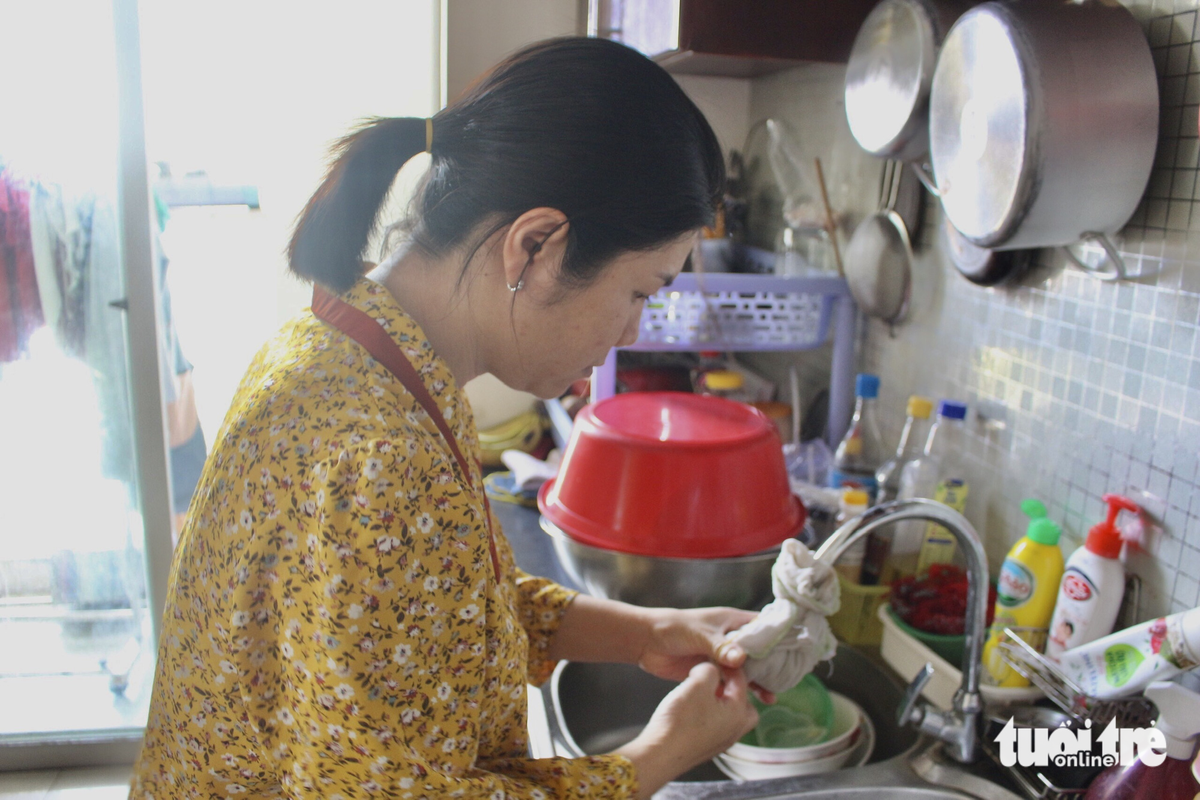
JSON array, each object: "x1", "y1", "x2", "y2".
[{"x1": 538, "y1": 392, "x2": 806, "y2": 559}]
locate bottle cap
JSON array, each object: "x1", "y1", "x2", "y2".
[
  {"x1": 906, "y1": 396, "x2": 934, "y2": 419},
  {"x1": 1020, "y1": 499, "x2": 1060, "y2": 545},
  {"x1": 856, "y1": 374, "x2": 880, "y2": 399},
  {"x1": 703, "y1": 370, "x2": 744, "y2": 391},
  {"x1": 841, "y1": 488, "x2": 870, "y2": 508},
  {"x1": 1085, "y1": 494, "x2": 1138, "y2": 560},
  {"x1": 937, "y1": 400, "x2": 968, "y2": 420},
  {"x1": 1026, "y1": 518, "x2": 1061, "y2": 546},
  {"x1": 1021, "y1": 498, "x2": 1047, "y2": 519},
  {"x1": 1144, "y1": 681, "x2": 1200, "y2": 759}
]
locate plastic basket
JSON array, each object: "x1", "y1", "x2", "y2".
[
  {"x1": 828, "y1": 573, "x2": 890, "y2": 646},
  {"x1": 626, "y1": 271, "x2": 845, "y2": 352}
]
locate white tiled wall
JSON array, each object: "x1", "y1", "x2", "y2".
[{"x1": 744, "y1": 0, "x2": 1200, "y2": 618}]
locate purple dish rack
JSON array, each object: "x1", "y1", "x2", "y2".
[{"x1": 589, "y1": 267, "x2": 856, "y2": 447}]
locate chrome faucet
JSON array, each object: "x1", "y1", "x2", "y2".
[{"x1": 814, "y1": 498, "x2": 989, "y2": 763}]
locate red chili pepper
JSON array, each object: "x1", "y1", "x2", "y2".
[{"x1": 890, "y1": 566, "x2": 996, "y2": 636}]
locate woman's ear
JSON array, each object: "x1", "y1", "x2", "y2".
[{"x1": 500, "y1": 207, "x2": 571, "y2": 293}]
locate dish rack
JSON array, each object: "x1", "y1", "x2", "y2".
[
  {"x1": 590, "y1": 254, "x2": 857, "y2": 446},
  {"x1": 997, "y1": 630, "x2": 1156, "y2": 729},
  {"x1": 979, "y1": 737, "x2": 1089, "y2": 800}
]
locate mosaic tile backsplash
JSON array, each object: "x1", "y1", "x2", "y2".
[{"x1": 741, "y1": 0, "x2": 1200, "y2": 618}]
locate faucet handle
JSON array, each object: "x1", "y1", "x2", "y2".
[{"x1": 897, "y1": 662, "x2": 934, "y2": 727}]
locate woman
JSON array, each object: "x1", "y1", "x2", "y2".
[{"x1": 131, "y1": 37, "x2": 765, "y2": 800}]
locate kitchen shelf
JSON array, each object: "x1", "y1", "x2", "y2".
[
  {"x1": 591, "y1": 0, "x2": 882, "y2": 77},
  {"x1": 591, "y1": 269, "x2": 857, "y2": 446}
]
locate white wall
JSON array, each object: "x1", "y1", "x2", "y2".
[{"x1": 446, "y1": 0, "x2": 583, "y2": 101}]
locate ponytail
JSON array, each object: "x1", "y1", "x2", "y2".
[
  {"x1": 290, "y1": 39, "x2": 724, "y2": 297},
  {"x1": 287, "y1": 117, "x2": 426, "y2": 292}
]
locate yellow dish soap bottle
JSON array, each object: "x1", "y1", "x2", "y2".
[{"x1": 982, "y1": 499, "x2": 1065, "y2": 687}]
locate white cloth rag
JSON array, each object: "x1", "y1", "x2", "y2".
[{"x1": 723, "y1": 538, "x2": 840, "y2": 694}]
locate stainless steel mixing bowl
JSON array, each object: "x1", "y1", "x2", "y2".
[{"x1": 540, "y1": 516, "x2": 779, "y2": 610}]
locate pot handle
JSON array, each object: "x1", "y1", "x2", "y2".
[
  {"x1": 910, "y1": 162, "x2": 942, "y2": 197},
  {"x1": 1062, "y1": 233, "x2": 1126, "y2": 281}
]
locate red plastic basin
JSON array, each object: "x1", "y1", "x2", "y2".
[{"x1": 538, "y1": 392, "x2": 806, "y2": 559}]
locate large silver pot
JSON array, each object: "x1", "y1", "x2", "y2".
[
  {"x1": 928, "y1": 0, "x2": 1158, "y2": 275},
  {"x1": 541, "y1": 517, "x2": 778, "y2": 610}
]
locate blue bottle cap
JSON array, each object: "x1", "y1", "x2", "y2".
[
  {"x1": 938, "y1": 400, "x2": 968, "y2": 420},
  {"x1": 856, "y1": 374, "x2": 880, "y2": 399}
]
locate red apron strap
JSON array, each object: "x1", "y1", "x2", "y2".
[{"x1": 312, "y1": 286, "x2": 501, "y2": 582}]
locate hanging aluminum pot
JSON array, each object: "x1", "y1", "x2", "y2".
[
  {"x1": 845, "y1": 0, "x2": 971, "y2": 161},
  {"x1": 927, "y1": 0, "x2": 1158, "y2": 279}
]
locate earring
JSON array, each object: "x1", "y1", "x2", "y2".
[{"x1": 507, "y1": 280, "x2": 524, "y2": 292}]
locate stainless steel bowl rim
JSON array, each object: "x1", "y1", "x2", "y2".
[{"x1": 540, "y1": 516, "x2": 784, "y2": 563}]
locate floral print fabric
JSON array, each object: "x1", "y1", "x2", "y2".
[{"x1": 131, "y1": 278, "x2": 637, "y2": 799}]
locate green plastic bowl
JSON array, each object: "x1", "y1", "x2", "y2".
[
  {"x1": 887, "y1": 605, "x2": 965, "y2": 664},
  {"x1": 739, "y1": 674, "x2": 834, "y2": 748}
]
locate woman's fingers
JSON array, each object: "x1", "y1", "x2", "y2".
[{"x1": 749, "y1": 682, "x2": 776, "y2": 705}]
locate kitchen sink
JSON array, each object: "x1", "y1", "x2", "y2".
[
  {"x1": 537, "y1": 644, "x2": 1023, "y2": 800},
  {"x1": 544, "y1": 645, "x2": 918, "y2": 781}
]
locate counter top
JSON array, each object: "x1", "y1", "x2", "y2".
[{"x1": 493, "y1": 499, "x2": 582, "y2": 591}]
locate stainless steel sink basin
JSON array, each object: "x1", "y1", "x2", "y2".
[
  {"x1": 538, "y1": 644, "x2": 1023, "y2": 800},
  {"x1": 543, "y1": 645, "x2": 919, "y2": 781}
]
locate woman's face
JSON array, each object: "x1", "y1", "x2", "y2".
[{"x1": 498, "y1": 233, "x2": 696, "y2": 399}]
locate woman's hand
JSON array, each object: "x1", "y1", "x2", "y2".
[
  {"x1": 637, "y1": 607, "x2": 775, "y2": 704},
  {"x1": 547, "y1": 595, "x2": 774, "y2": 702},
  {"x1": 615, "y1": 661, "x2": 759, "y2": 799}
]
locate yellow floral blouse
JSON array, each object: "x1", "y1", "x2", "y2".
[{"x1": 131, "y1": 278, "x2": 638, "y2": 799}]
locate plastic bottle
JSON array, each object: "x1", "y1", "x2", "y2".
[
  {"x1": 1054, "y1": 606, "x2": 1200, "y2": 700},
  {"x1": 698, "y1": 369, "x2": 748, "y2": 401},
  {"x1": 861, "y1": 395, "x2": 934, "y2": 586},
  {"x1": 1045, "y1": 495, "x2": 1136, "y2": 661},
  {"x1": 890, "y1": 400, "x2": 969, "y2": 579},
  {"x1": 1083, "y1": 681, "x2": 1200, "y2": 800},
  {"x1": 981, "y1": 499, "x2": 1065, "y2": 687},
  {"x1": 833, "y1": 488, "x2": 871, "y2": 582},
  {"x1": 875, "y1": 395, "x2": 935, "y2": 504},
  {"x1": 829, "y1": 374, "x2": 885, "y2": 503}
]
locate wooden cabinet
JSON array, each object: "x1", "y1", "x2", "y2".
[{"x1": 589, "y1": 0, "x2": 881, "y2": 77}]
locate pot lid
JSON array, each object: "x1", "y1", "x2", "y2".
[
  {"x1": 845, "y1": 0, "x2": 937, "y2": 159},
  {"x1": 929, "y1": 6, "x2": 1031, "y2": 245}
]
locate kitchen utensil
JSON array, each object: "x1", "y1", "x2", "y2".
[
  {"x1": 887, "y1": 604, "x2": 964, "y2": 664},
  {"x1": 942, "y1": 215, "x2": 1035, "y2": 287},
  {"x1": 981, "y1": 706, "x2": 1105, "y2": 800},
  {"x1": 538, "y1": 392, "x2": 805, "y2": 559},
  {"x1": 996, "y1": 628, "x2": 1157, "y2": 729},
  {"x1": 844, "y1": 159, "x2": 913, "y2": 327},
  {"x1": 813, "y1": 157, "x2": 844, "y2": 276},
  {"x1": 750, "y1": 674, "x2": 835, "y2": 749},
  {"x1": 928, "y1": 0, "x2": 1158, "y2": 279},
  {"x1": 715, "y1": 712, "x2": 875, "y2": 782},
  {"x1": 845, "y1": 0, "x2": 969, "y2": 160},
  {"x1": 540, "y1": 516, "x2": 778, "y2": 609},
  {"x1": 726, "y1": 691, "x2": 865, "y2": 765},
  {"x1": 827, "y1": 572, "x2": 890, "y2": 646},
  {"x1": 878, "y1": 603, "x2": 1044, "y2": 710}
]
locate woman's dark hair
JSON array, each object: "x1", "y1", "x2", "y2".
[{"x1": 288, "y1": 36, "x2": 725, "y2": 292}]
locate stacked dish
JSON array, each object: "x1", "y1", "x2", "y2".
[{"x1": 715, "y1": 681, "x2": 875, "y2": 781}]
